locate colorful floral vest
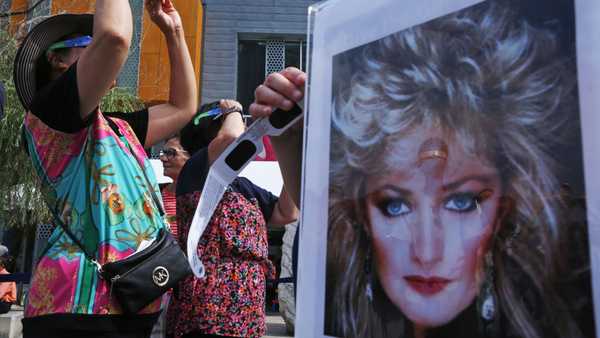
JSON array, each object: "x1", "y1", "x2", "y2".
[{"x1": 22, "y1": 110, "x2": 164, "y2": 316}]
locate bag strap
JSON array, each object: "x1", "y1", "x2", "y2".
[
  {"x1": 49, "y1": 126, "x2": 103, "y2": 272},
  {"x1": 51, "y1": 209, "x2": 103, "y2": 272},
  {"x1": 106, "y1": 117, "x2": 165, "y2": 217},
  {"x1": 51, "y1": 116, "x2": 165, "y2": 274}
]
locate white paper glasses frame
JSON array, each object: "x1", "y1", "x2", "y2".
[
  {"x1": 211, "y1": 106, "x2": 303, "y2": 185},
  {"x1": 297, "y1": 0, "x2": 600, "y2": 337}
]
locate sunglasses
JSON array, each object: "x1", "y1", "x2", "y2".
[
  {"x1": 47, "y1": 35, "x2": 92, "y2": 53},
  {"x1": 159, "y1": 147, "x2": 184, "y2": 160},
  {"x1": 211, "y1": 104, "x2": 303, "y2": 180}
]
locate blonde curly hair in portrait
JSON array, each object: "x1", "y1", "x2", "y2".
[{"x1": 327, "y1": 2, "x2": 583, "y2": 338}]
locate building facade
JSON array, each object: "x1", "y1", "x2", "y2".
[{"x1": 200, "y1": 0, "x2": 319, "y2": 109}]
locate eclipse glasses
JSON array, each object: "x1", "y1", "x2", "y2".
[{"x1": 212, "y1": 104, "x2": 303, "y2": 181}]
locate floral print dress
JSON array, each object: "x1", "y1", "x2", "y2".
[{"x1": 167, "y1": 148, "x2": 277, "y2": 338}]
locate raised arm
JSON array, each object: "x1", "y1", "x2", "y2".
[
  {"x1": 207, "y1": 100, "x2": 245, "y2": 164},
  {"x1": 249, "y1": 67, "x2": 306, "y2": 208},
  {"x1": 269, "y1": 186, "x2": 299, "y2": 226},
  {"x1": 144, "y1": 0, "x2": 198, "y2": 147},
  {"x1": 77, "y1": 0, "x2": 133, "y2": 118}
]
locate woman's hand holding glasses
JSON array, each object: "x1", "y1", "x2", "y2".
[
  {"x1": 250, "y1": 67, "x2": 306, "y2": 119},
  {"x1": 249, "y1": 67, "x2": 307, "y2": 207}
]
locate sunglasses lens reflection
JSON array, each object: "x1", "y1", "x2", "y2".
[
  {"x1": 269, "y1": 104, "x2": 302, "y2": 129},
  {"x1": 225, "y1": 140, "x2": 257, "y2": 171}
]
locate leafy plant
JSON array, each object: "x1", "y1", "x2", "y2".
[
  {"x1": 0, "y1": 29, "x2": 48, "y2": 229},
  {"x1": 101, "y1": 87, "x2": 144, "y2": 113}
]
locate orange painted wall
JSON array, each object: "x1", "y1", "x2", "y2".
[
  {"x1": 9, "y1": 0, "x2": 96, "y2": 33},
  {"x1": 8, "y1": 0, "x2": 28, "y2": 34},
  {"x1": 51, "y1": 0, "x2": 95, "y2": 14},
  {"x1": 10, "y1": 0, "x2": 95, "y2": 34},
  {"x1": 139, "y1": 0, "x2": 203, "y2": 103}
]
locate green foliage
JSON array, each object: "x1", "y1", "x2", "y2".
[
  {"x1": 0, "y1": 29, "x2": 145, "y2": 229},
  {"x1": 101, "y1": 87, "x2": 144, "y2": 113},
  {"x1": 0, "y1": 29, "x2": 50, "y2": 229}
]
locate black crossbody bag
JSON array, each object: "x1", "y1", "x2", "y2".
[
  {"x1": 56, "y1": 220, "x2": 191, "y2": 314},
  {"x1": 51, "y1": 118, "x2": 192, "y2": 314}
]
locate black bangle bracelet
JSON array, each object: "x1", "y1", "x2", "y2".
[{"x1": 220, "y1": 107, "x2": 243, "y2": 120}]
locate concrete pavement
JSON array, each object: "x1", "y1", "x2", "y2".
[
  {"x1": 265, "y1": 313, "x2": 293, "y2": 338},
  {"x1": 0, "y1": 305, "x2": 23, "y2": 338}
]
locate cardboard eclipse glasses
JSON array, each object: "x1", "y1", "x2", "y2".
[{"x1": 214, "y1": 104, "x2": 303, "y2": 180}]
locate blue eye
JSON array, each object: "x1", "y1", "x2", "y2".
[
  {"x1": 378, "y1": 198, "x2": 411, "y2": 217},
  {"x1": 444, "y1": 193, "x2": 478, "y2": 212}
]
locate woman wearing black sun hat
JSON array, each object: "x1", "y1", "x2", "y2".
[{"x1": 13, "y1": 0, "x2": 197, "y2": 337}]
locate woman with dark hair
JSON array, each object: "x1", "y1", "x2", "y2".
[
  {"x1": 159, "y1": 135, "x2": 190, "y2": 237},
  {"x1": 166, "y1": 100, "x2": 299, "y2": 338}
]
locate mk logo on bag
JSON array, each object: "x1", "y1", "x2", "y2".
[{"x1": 152, "y1": 266, "x2": 170, "y2": 287}]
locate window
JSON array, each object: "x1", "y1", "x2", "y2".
[{"x1": 237, "y1": 39, "x2": 306, "y2": 111}]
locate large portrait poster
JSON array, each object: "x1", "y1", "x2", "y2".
[{"x1": 297, "y1": 0, "x2": 600, "y2": 337}]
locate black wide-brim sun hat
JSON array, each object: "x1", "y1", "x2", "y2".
[{"x1": 13, "y1": 13, "x2": 93, "y2": 110}]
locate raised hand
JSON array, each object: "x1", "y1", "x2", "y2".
[
  {"x1": 219, "y1": 99, "x2": 243, "y2": 114},
  {"x1": 145, "y1": 0, "x2": 183, "y2": 34},
  {"x1": 250, "y1": 67, "x2": 307, "y2": 119}
]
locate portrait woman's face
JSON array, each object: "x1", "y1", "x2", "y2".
[{"x1": 364, "y1": 125, "x2": 503, "y2": 329}]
